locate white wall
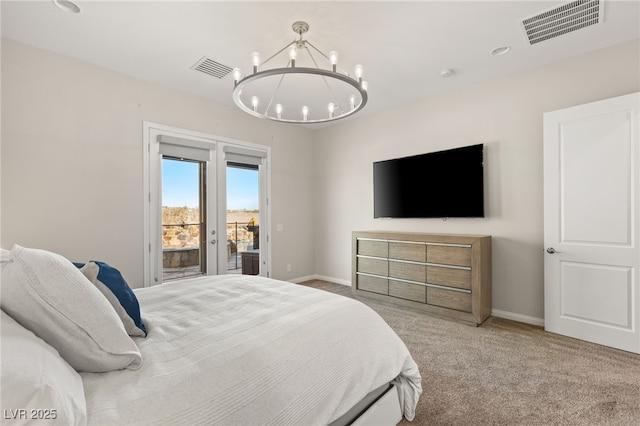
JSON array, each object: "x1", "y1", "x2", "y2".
[
  {"x1": 3, "y1": 37, "x2": 640, "y2": 323},
  {"x1": 1, "y1": 38, "x2": 315, "y2": 286},
  {"x1": 312, "y1": 40, "x2": 640, "y2": 323}
]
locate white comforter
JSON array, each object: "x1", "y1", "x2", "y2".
[{"x1": 81, "y1": 275, "x2": 422, "y2": 425}]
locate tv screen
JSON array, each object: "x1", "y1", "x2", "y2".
[{"x1": 373, "y1": 144, "x2": 484, "y2": 218}]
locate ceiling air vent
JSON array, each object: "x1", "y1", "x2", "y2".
[
  {"x1": 521, "y1": 0, "x2": 603, "y2": 45},
  {"x1": 192, "y1": 56, "x2": 233, "y2": 79}
]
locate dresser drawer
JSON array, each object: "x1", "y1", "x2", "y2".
[
  {"x1": 427, "y1": 287, "x2": 471, "y2": 312},
  {"x1": 389, "y1": 280, "x2": 426, "y2": 303},
  {"x1": 427, "y1": 266, "x2": 471, "y2": 290},
  {"x1": 357, "y1": 239, "x2": 388, "y2": 258},
  {"x1": 357, "y1": 274, "x2": 388, "y2": 295},
  {"x1": 389, "y1": 260, "x2": 425, "y2": 282},
  {"x1": 427, "y1": 245, "x2": 471, "y2": 267},
  {"x1": 357, "y1": 257, "x2": 388, "y2": 276},
  {"x1": 389, "y1": 242, "x2": 426, "y2": 262}
]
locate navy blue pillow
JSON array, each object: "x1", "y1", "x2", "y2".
[{"x1": 74, "y1": 261, "x2": 147, "y2": 336}]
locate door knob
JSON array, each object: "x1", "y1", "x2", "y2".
[
  {"x1": 210, "y1": 239, "x2": 217, "y2": 245},
  {"x1": 546, "y1": 247, "x2": 557, "y2": 254}
]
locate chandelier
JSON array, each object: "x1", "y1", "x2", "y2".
[{"x1": 231, "y1": 21, "x2": 368, "y2": 124}]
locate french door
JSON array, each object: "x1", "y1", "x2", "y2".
[
  {"x1": 146, "y1": 128, "x2": 218, "y2": 286},
  {"x1": 216, "y1": 144, "x2": 268, "y2": 277},
  {"x1": 143, "y1": 122, "x2": 270, "y2": 287},
  {"x1": 543, "y1": 92, "x2": 640, "y2": 353}
]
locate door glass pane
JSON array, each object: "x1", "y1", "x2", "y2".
[
  {"x1": 226, "y1": 163, "x2": 259, "y2": 274},
  {"x1": 162, "y1": 157, "x2": 206, "y2": 281}
]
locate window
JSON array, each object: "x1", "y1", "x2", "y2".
[
  {"x1": 226, "y1": 163, "x2": 260, "y2": 274},
  {"x1": 162, "y1": 157, "x2": 206, "y2": 281}
]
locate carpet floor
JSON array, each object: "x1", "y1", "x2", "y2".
[{"x1": 298, "y1": 280, "x2": 640, "y2": 426}]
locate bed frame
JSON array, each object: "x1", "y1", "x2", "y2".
[{"x1": 329, "y1": 383, "x2": 402, "y2": 426}]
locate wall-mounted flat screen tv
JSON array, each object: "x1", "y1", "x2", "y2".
[{"x1": 373, "y1": 144, "x2": 485, "y2": 218}]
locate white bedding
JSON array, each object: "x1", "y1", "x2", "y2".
[{"x1": 80, "y1": 275, "x2": 422, "y2": 425}]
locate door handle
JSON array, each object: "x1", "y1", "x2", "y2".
[
  {"x1": 210, "y1": 239, "x2": 217, "y2": 245},
  {"x1": 546, "y1": 247, "x2": 557, "y2": 254}
]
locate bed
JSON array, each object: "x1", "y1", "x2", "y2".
[{"x1": 1, "y1": 245, "x2": 422, "y2": 425}]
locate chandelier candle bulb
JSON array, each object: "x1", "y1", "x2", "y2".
[
  {"x1": 289, "y1": 46, "x2": 297, "y2": 67},
  {"x1": 302, "y1": 106, "x2": 309, "y2": 121},
  {"x1": 276, "y1": 104, "x2": 283, "y2": 119},
  {"x1": 251, "y1": 96, "x2": 259, "y2": 112},
  {"x1": 232, "y1": 68, "x2": 242, "y2": 84},
  {"x1": 354, "y1": 64, "x2": 364, "y2": 82},
  {"x1": 329, "y1": 50, "x2": 338, "y2": 72},
  {"x1": 251, "y1": 52, "x2": 261, "y2": 73},
  {"x1": 328, "y1": 102, "x2": 335, "y2": 118}
]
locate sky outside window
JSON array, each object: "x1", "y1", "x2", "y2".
[
  {"x1": 162, "y1": 159, "x2": 199, "y2": 208},
  {"x1": 162, "y1": 159, "x2": 258, "y2": 210},
  {"x1": 226, "y1": 167, "x2": 259, "y2": 210}
]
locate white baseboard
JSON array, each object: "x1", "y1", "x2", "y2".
[
  {"x1": 289, "y1": 274, "x2": 351, "y2": 286},
  {"x1": 288, "y1": 275, "x2": 317, "y2": 284},
  {"x1": 289, "y1": 276, "x2": 545, "y2": 327},
  {"x1": 312, "y1": 274, "x2": 351, "y2": 286},
  {"x1": 491, "y1": 309, "x2": 545, "y2": 327}
]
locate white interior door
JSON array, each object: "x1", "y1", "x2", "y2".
[{"x1": 543, "y1": 92, "x2": 640, "y2": 354}]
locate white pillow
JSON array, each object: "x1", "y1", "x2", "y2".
[
  {"x1": 78, "y1": 262, "x2": 145, "y2": 337},
  {"x1": 1, "y1": 248, "x2": 11, "y2": 269},
  {"x1": 0, "y1": 245, "x2": 142, "y2": 372},
  {"x1": 1, "y1": 310, "x2": 87, "y2": 425}
]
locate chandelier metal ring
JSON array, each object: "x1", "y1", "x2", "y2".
[{"x1": 232, "y1": 67, "x2": 368, "y2": 124}]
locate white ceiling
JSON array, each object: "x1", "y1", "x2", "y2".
[{"x1": 2, "y1": 0, "x2": 639, "y2": 127}]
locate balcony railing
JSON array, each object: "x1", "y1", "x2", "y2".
[
  {"x1": 226, "y1": 221, "x2": 259, "y2": 270},
  {"x1": 161, "y1": 222, "x2": 258, "y2": 273}
]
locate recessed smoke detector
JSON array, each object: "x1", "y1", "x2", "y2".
[
  {"x1": 439, "y1": 69, "x2": 455, "y2": 78},
  {"x1": 52, "y1": 0, "x2": 81, "y2": 14},
  {"x1": 191, "y1": 56, "x2": 233, "y2": 79},
  {"x1": 521, "y1": 0, "x2": 603, "y2": 45},
  {"x1": 491, "y1": 46, "x2": 511, "y2": 56}
]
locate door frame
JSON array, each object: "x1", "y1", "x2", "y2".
[{"x1": 142, "y1": 121, "x2": 271, "y2": 287}]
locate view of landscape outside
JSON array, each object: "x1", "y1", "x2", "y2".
[{"x1": 162, "y1": 207, "x2": 259, "y2": 253}]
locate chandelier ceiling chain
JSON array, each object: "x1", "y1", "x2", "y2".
[{"x1": 231, "y1": 21, "x2": 368, "y2": 124}]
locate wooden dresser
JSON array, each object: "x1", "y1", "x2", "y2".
[{"x1": 352, "y1": 231, "x2": 491, "y2": 326}]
